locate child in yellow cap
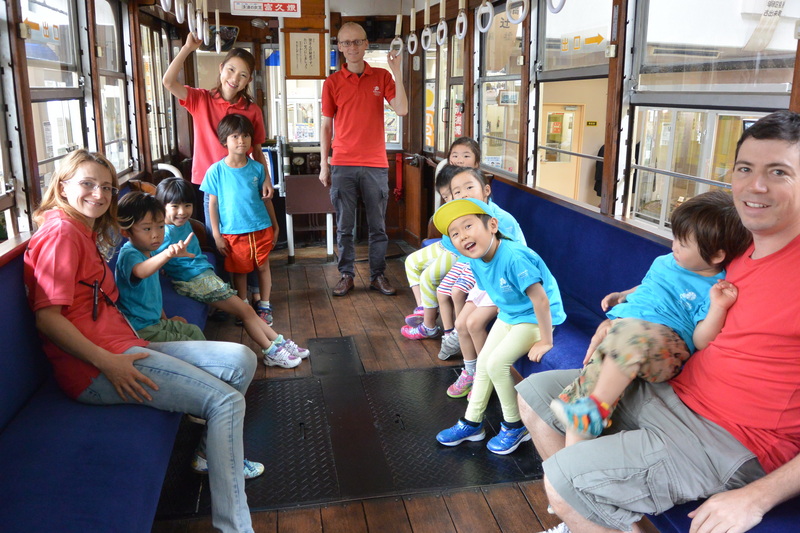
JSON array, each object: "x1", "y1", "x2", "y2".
[{"x1": 433, "y1": 198, "x2": 566, "y2": 454}]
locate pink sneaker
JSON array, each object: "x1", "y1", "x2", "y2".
[
  {"x1": 405, "y1": 306, "x2": 425, "y2": 327},
  {"x1": 400, "y1": 323, "x2": 441, "y2": 340},
  {"x1": 447, "y1": 369, "x2": 474, "y2": 398}
]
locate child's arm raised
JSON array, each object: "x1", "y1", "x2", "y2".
[
  {"x1": 693, "y1": 280, "x2": 738, "y2": 350},
  {"x1": 526, "y1": 283, "x2": 554, "y2": 362},
  {"x1": 601, "y1": 286, "x2": 638, "y2": 311},
  {"x1": 162, "y1": 34, "x2": 202, "y2": 101},
  {"x1": 130, "y1": 233, "x2": 196, "y2": 280}
]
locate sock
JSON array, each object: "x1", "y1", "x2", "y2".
[
  {"x1": 443, "y1": 328, "x2": 454, "y2": 336},
  {"x1": 242, "y1": 298, "x2": 249, "y2": 305},
  {"x1": 464, "y1": 359, "x2": 477, "y2": 375},
  {"x1": 460, "y1": 417, "x2": 481, "y2": 427},
  {"x1": 267, "y1": 334, "x2": 285, "y2": 353},
  {"x1": 423, "y1": 323, "x2": 438, "y2": 334},
  {"x1": 589, "y1": 395, "x2": 612, "y2": 419},
  {"x1": 504, "y1": 420, "x2": 524, "y2": 429},
  {"x1": 258, "y1": 300, "x2": 271, "y2": 309}
]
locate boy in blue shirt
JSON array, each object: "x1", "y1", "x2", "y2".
[
  {"x1": 550, "y1": 190, "x2": 752, "y2": 445},
  {"x1": 201, "y1": 114, "x2": 276, "y2": 325},
  {"x1": 115, "y1": 191, "x2": 205, "y2": 342},
  {"x1": 433, "y1": 198, "x2": 566, "y2": 455}
]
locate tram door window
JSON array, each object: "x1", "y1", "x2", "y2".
[
  {"x1": 445, "y1": 32, "x2": 466, "y2": 147},
  {"x1": 478, "y1": 3, "x2": 524, "y2": 175},
  {"x1": 437, "y1": 38, "x2": 449, "y2": 153},
  {"x1": 630, "y1": 108, "x2": 766, "y2": 232},
  {"x1": 96, "y1": 0, "x2": 131, "y2": 173},
  {"x1": 363, "y1": 49, "x2": 402, "y2": 149}
]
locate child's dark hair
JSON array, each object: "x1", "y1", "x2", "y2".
[
  {"x1": 217, "y1": 114, "x2": 255, "y2": 146},
  {"x1": 156, "y1": 176, "x2": 195, "y2": 206},
  {"x1": 448, "y1": 137, "x2": 481, "y2": 162},
  {"x1": 670, "y1": 190, "x2": 751, "y2": 269},
  {"x1": 474, "y1": 213, "x2": 508, "y2": 240},
  {"x1": 210, "y1": 48, "x2": 255, "y2": 108},
  {"x1": 117, "y1": 191, "x2": 165, "y2": 231},
  {"x1": 436, "y1": 164, "x2": 465, "y2": 190}
]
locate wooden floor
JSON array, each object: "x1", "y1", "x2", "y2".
[{"x1": 152, "y1": 243, "x2": 657, "y2": 533}]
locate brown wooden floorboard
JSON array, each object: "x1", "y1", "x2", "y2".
[
  {"x1": 153, "y1": 243, "x2": 660, "y2": 533},
  {"x1": 443, "y1": 487, "x2": 502, "y2": 533}
]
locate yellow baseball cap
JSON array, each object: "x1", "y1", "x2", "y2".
[{"x1": 433, "y1": 198, "x2": 492, "y2": 235}]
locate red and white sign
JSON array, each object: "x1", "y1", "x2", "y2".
[{"x1": 230, "y1": 0, "x2": 301, "y2": 18}]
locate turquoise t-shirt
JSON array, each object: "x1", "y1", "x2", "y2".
[
  {"x1": 606, "y1": 253, "x2": 725, "y2": 352},
  {"x1": 468, "y1": 238, "x2": 566, "y2": 326},
  {"x1": 200, "y1": 158, "x2": 271, "y2": 235},
  {"x1": 114, "y1": 242, "x2": 162, "y2": 331},
  {"x1": 157, "y1": 223, "x2": 214, "y2": 282}
]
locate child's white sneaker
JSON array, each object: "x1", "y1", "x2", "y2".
[{"x1": 263, "y1": 338, "x2": 301, "y2": 369}]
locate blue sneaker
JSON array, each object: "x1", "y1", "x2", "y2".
[
  {"x1": 486, "y1": 422, "x2": 531, "y2": 455},
  {"x1": 549, "y1": 397, "x2": 607, "y2": 438},
  {"x1": 436, "y1": 419, "x2": 485, "y2": 446}
]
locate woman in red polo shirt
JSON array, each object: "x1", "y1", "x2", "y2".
[{"x1": 24, "y1": 149, "x2": 261, "y2": 533}]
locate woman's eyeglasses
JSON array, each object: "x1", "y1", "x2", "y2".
[
  {"x1": 339, "y1": 39, "x2": 365, "y2": 48},
  {"x1": 68, "y1": 179, "x2": 119, "y2": 196}
]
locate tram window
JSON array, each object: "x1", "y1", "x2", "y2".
[
  {"x1": 96, "y1": 0, "x2": 131, "y2": 173},
  {"x1": 638, "y1": 0, "x2": 797, "y2": 93},
  {"x1": 629, "y1": 107, "x2": 766, "y2": 232},
  {"x1": 535, "y1": 78, "x2": 608, "y2": 205},
  {"x1": 22, "y1": 0, "x2": 80, "y2": 89},
  {"x1": 32, "y1": 100, "x2": 84, "y2": 192},
  {"x1": 140, "y1": 24, "x2": 175, "y2": 162},
  {"x1": 541, "y1": 0, "x2": 612, "y2": 72},
  {"x1": 478, "y1": 3, "x2": 523, "y2": 175},
  {"x1": 424, "y1": 48, "x2": 437, "y2": 152}
]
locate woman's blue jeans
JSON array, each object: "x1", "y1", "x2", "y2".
[{"x1": 77, "y1": 341, "x2": 257, "y2": 533}]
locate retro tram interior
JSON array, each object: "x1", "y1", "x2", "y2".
[{"x1": 0, "y1": 0, "x2": 799, "y2": 531}]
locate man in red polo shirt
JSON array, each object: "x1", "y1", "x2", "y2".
[
  {"x1": 516, "y1": 110, "x2": 800, "y2": 533},
  {"x1": 319, "y1": 22, "x2": 408, "y2": 297}
]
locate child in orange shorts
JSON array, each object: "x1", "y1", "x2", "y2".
[{"x1": 201, "y1": 113, "x2": 276, "y2": 326}]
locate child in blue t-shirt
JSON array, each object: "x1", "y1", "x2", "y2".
[
  {"x1": 201, "y1": 114, "x2": 276, "y2": 326},
  {"x1": 550, "y1": 190, "x2": 752, "y2": 444},
  {"x1": 115, "y1": 191, "x2": 205, "y2": 342},
  {"x1": 433, "y1": 198, "x2": 566, "y2": 455},
  {"x1": 155, "y1": 177, "x2": 309, "y2": 370}
]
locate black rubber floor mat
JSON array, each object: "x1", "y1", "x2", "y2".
[
  {"x1": 156, "y1": 339, "x2": 543, "y2": 519},
  {"x1": 362, "y1": 367, "x2": 543, "y2": 492}
]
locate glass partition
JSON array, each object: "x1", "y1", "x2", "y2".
[{"x1": 542, "y1": 0, "x2": 612, "y2": 71}]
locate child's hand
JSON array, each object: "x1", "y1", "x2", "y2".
[
  {"x1": 601, "y1": 292, "x2": 626, "y2": 311},
  {"x1": 183, "y1": 33, "x2": 203, "y2": 52},
  {"x1": 709, "y1": 280, "x2": 738, "y2": 310},
  {"x1": 168, "y1": 316, "x2": 188, "y2": 323},
  {"x1": 262, "y1": 182, "x2": 275, "y2": 200},
  {"x1": 165, "y1": 232, "x2": 196, "y2": 259},
  {"x1": 528, "y1": 341, "x2": 554, "y2": 362},
  {"x1": 584, "y1": 319, "x2": 613, "y2": 365},
  {"x1": 214, "y1": 235, "x2": 229, "y2": 257}
]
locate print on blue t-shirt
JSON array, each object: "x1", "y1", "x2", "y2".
[{"x1": 606, "y1": 253, "x2": 724, "y2": 352}]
